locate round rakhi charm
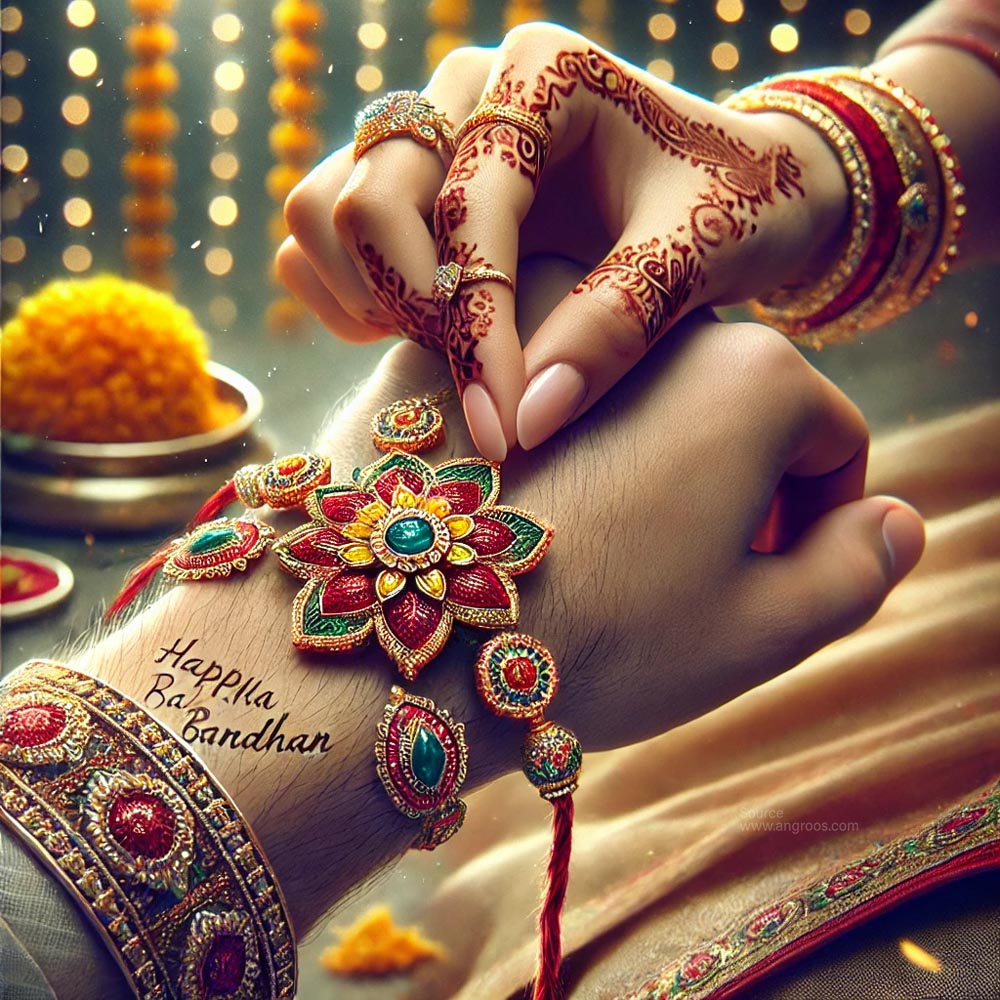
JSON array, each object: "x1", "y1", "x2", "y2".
[
  {"x1": 371, "y1": 397, "x2": 445, "y2": 454},
  {"x1": 258, "y1": 453, "x2": 332, "y2": 508},
  {"x1": 0, "y1": 688, "x2": 90, "y2": 767},
  {"x1": 164, "y1": 518, "x2": 275, "y2": 581},
  {"x1": 375, "y1": 685, "x2": 468, "y2": 850},
  {"x1": 474, "y1": 632, "x2": 558, "y2": 721}
]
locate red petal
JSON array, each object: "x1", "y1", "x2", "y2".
[
  {"x1": 319, "y1": 573, "x2": 376, "y2": 614},
  {"x1": 447, "y1": 565, "x2": 511, "y2": 609},
  {"x1": 284, "y1": 525, "x2": 349, "y2": 566},
  {"x1": 466, "y1": 516, "x2": 515, "y2": 555},
  {"x1": 374, "y1": 468, "x2": 426, "y2": 505},
  {"x1": 319, "y1": 490, "x2": 377, "y2": 524},
  {"x1": 429, "y1": 480, "x2": 482, "y2": 514},
  {"x1": 383, "y1": 589, "x2": 444, "y2": 650}
]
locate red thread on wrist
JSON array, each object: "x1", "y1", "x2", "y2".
[{"x1": 532, "y1": 794, "x2": 575, "y2": 1000}]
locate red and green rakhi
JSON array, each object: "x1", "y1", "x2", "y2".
[
  {"x1": 164, "y1": 517, "x2": 275, "y2": 581},
  {"x1": 274, "y1": 450, "x2": 553, "y2": 679},
  {"x1": 371, "y1": 396, "x2": 446, "y2": 454},
  {"x1": 375, "y1": 686, "x2": 468, "y2": 850}
]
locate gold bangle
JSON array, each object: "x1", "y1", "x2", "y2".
[{"x1": 0, "y1": 661, "x2": 296, "y2": 999}]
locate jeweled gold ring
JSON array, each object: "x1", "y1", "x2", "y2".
[
  {"x1": 353, "y1": 90, "x2": 456, "y2": 161},
  {"x1": 432, "y1": 261, "x2": 514, "y2": 306}
]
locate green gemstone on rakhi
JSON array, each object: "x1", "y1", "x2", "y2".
[
  {"x1": 411, "y1": 725, "x2": 446, "y2": 788},
  {"x1": 188, "y1": 526, "x2": 238, "y2": 554},
  {"x1": 385, "y1": 517, "x2": 434, "y2": 556}
]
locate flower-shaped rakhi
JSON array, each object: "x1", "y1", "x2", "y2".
[{"x1": 274, "y1": 451, "x2": 553, "y2": 678}]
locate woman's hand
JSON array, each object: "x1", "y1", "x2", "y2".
[{"x1": 278, "y1": 24, "x2": 848, "y2": 460}]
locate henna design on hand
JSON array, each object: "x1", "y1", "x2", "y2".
[
  {"x1": 356, "y1": 242, "x2": 441, "y2": 351},
  {"x1": 577, "y1": 238, "x2": 699, "y2": 348},
  {"x1": 445, "y1": 287, "x2": 495, "y2": 391}
]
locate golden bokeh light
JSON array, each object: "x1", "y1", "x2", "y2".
[
  {"x1": 1, "y1": 5, "x2": 23, "y2": 31},
  {"x1": 63, "y1": 244, "x2": 93, "y2": 272},
  {"x1": 358, "y1": 21, "x2": 388, "y2": 50},
  {"x1": 63, "y1": 196, "x2": 93, "y2": 227},
  {"x1": 2, "y1": 280, "x2": 24, "y2": 304},
  {"x1": 1, "y1": 143, "x2": 28, "y2": 172},
  {"x1": 61, "y1": 94, "x2": 91, "y2": 125},
  {"x1": 210, "y1": 107, "x2": 239, "y2": 136},
  {"x1": 646, "y1": 58, "x2": 675, "y2": 83},
  {"x1": 647, "y1": 13, "x2": 676, "y2": 41},
  {"x1": 898, "y1": 938, "x2": 942, "y2": 974},
  {"x1": 68, "y1": 46, "x2": 98, "y2": 77},
  {"x1": 212, "y1": 13, "x2": 242, "y2": 43},
  {"x1": 356, "y1": 64, "x2": 383, "y2": 92},
  {"x1": 208, "y1": 194, "x2": 238, "y2": 227},
  {"x1": 205, "y1": 246, "x2": 234, "y2": 276},
  {"x1": 1, "y1": 189, "x2": 23, "y2": 221},
  {"x1": 780, "y1": 0, "x2": 807, "y2": 11},
  {"x1": 844, "y1": 8, "x2": 871, "y2": 36},
  {"x1": 214, "y1": 60, "x2": 245, "y2": 92},
  {"x1": 210, "y1": 151, "x2": 240, "y2": 180},
  {"x1": 715, "y1": 0, "x2": 744, "y2": 23},
  {"x1": 770, "y1": 23, "x2": 799, "y2": 53},
  {"x1": 1, "y1": 236, "x2": 27, "y2": 264},
  {"x1": 61, "y1": 147, "x2": 90, "y2": 178},
  {"x1": 209, "y1": 294, "x2": 238, "y2": 327},
  {"x1": 66, "y1": 0, "x2": 96, "y2": 28},
  {"x1": 711, "y1": 42, "x2": 739, "y2": 71},
  {"x1": 0, "y1": 95, "x2": 23, "y2": 124},
  {"x1": 1, "y1": 50, "x2": 28, "y2": 77},
  {"x1": 964, "y1": 310, "x2": 979, "y2": 329}
]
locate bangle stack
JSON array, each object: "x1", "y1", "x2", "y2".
[
  {"x1": 0, "y1": 661, "x2": 296, "y2": 999},
  {"x1": 726, "y1": 68, "x2": 965, "y2": 347}
]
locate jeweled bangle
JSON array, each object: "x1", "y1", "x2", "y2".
[
  {"x1": 729, "y1": 68, "x2": 964, "y2": 346},
  {"x1": 0, "y1": 661, "x2": 296, "y2": 1000},
  {"x1": 724, "y1": 85, "x2": 876, "y2": 326}
]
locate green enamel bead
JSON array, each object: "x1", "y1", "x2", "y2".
[
  {"x1": 188, "y1": 526, "x2": 238, "y2": 554},
  {"x1": 411, "y1": 725, "x2": 445, "y2": 788},
  {"x1": 385, "y1": 517, "x2": 434, "y2": 556}
]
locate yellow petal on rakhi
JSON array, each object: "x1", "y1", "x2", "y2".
[
  {"x1": 341, "y1": 521, "x2": 373, "y2": 540},
  {"x1": 339, "y1": 543, "x2": 375, "y2": 567},
  {"x1": 424, "y1": 496, "x2": 451, "y2": 518},
  {"x1": 319, "y1": 905, "x2": 444, "y2": 977},
  {"x1": 392, "y1": 485, "x2": 419, "y2": 508},
  {"x1": 446, "y1": 542, "x2": 475, "y2": 566},
  {"x1": 376, "y1": 569, "x2": 406, "y2": 601},
  {"x1": 357, "y1": 499, "x2": 388, "y2": 524},
  {"x1": 415, "y1": 569, "x2": 447, "y2": 601},
  {"x1": 445, "y1": 514, "x2": 473, "y2": 538}
]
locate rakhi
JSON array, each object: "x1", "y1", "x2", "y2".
[{"x1": 108, "y1": 392, "x2": 581, "y2": 1000}]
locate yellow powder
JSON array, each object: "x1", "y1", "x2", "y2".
[
  {"x1": 1, "y1": 274, "x2": 238, "y2": 442},
  {"x1": 319, "y1": 905, "x2": 444, "y2": 976}
]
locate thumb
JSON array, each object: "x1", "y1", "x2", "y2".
[{"x1": 744, "y1": 496, "x2": 925, "y2": 664}]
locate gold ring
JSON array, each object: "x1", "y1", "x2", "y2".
[
  {"x1": 433, "y1": 261, "x2": 514, "y2": 306},
  {"x1": 455, "y1": 103, "x2": 552, "y2": 162},
  {"x1": 353, "y1": 90, "x2": 456, "y2": 161}
]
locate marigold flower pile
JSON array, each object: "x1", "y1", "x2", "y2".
[{"x1": 1, "y1": 275, "x2": 238, "y2": 443}]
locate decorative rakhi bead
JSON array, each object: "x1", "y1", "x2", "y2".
[
  {"x1": 522, "y1": 720, "x2": 583, "y2": 801},
  {"x1": 371, "y1": 397, "x2": 446, "y2": 454},
  {"x1": 233, "y1": 463, "x2": 265, "y2": 508},
  {"x1": 258, "y1": 453, "x2": 332, "y2": 508},
  {"x1": 374, "y1": 686, "x2": 468, "y2": 850},
  {"x1": 164, "y1": 517, "x2": 275, "y2": 581}
]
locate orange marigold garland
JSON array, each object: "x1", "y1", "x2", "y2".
[
  {"x1": 267, "y1": 0, "x2": 326, "y2": 334},
  {"x1": 122, "y1": 0, "x2": 179, "y2": 288}
]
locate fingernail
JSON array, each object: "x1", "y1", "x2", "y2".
[
  {"x1": 463, "y1": 381, "x2": 507, "y2": 463},
  {"x1": 517, "y1": 363, "x2": 588, "y2": 451},
  {"x1": 881, "y1": 503, "x2": 925, "y2": 582}
]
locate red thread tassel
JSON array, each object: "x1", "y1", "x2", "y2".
[
  {"x1": 105, "y1": 548, "x2": 171, "y2": 619},
  {"x1": 531, "y1": 794, "x2": 574, "y2": 1000},
  {"x1": 189, "y1": 479, "x2": 237, "y2": 529}
]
